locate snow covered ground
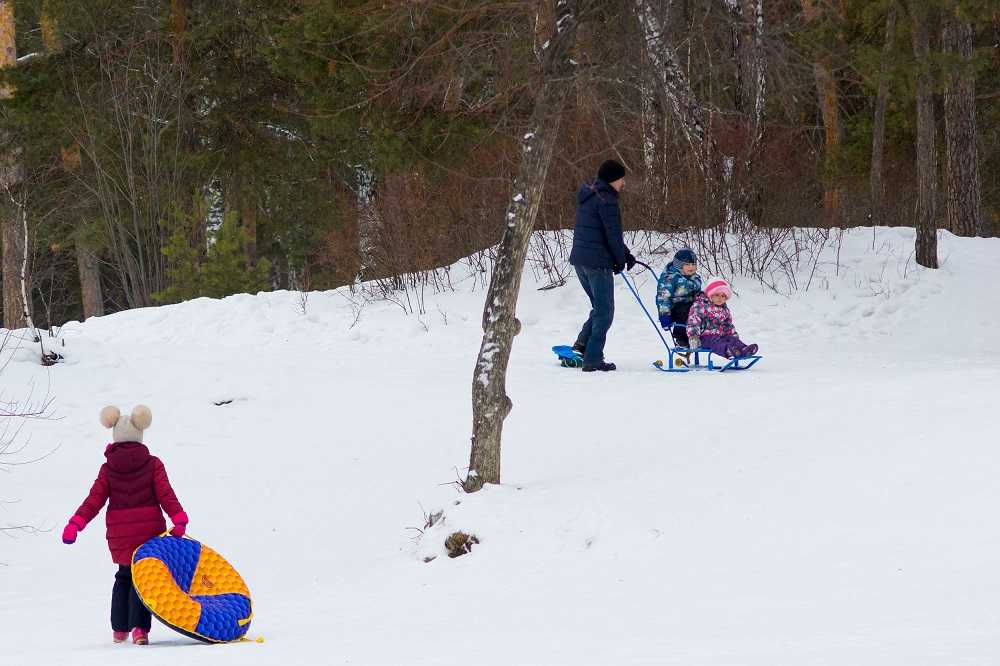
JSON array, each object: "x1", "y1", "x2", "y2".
[{"x1": 2, "y1": 227, "x2": 1000, "y2": 665}]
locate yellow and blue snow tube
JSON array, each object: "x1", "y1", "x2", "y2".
[{"x1": 132, "y1": 535, "x2": 252, "y2": 643}]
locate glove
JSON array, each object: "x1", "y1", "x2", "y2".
[
  {"x1": 625, "y1": 252, "x2": 637, "y2": 271},
  {"x1": 62, "y1": 516, "x2": 86, "y2": 544},
  {"x1": 688, "y1": 335, "x2": 701, "y2": 350},
  {"x1": 169, "y1": 511, "x2": 189, "y2": 538},
  {"x1": 659, "y1": 313, "x2": 672, "y2": 329},
  {"x1": 613, "y1": 263, "x2": 624, "y2": 275}
]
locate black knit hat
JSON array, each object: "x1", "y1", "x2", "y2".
[
  {"x1": 673, "y1": 248, "x2": 697, "y2": 265},
  {"x1": 670, "y1": 248, "x2": 698, "y2": 272},
  {"x1": 597, "y1": 159, "x2": 626, "y2": 184}
]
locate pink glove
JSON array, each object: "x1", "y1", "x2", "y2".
[
  {"x1": 62, "y1": 516, "x2": 86, "y2": 544},
  {"x1": 169, "y1": 511, "x2": 189, "y2": 538}
]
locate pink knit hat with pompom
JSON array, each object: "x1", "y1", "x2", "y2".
[{"x1": 704, "y1": 279, "x2": 733, "y2": 299}]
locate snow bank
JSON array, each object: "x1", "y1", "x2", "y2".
[{"x1": 2, "y1": 227, "x2": 999, "y2": 665}]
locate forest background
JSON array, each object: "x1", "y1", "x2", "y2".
[{"x1": 0, "y1": 0, "x2": 996, "y2": 329}]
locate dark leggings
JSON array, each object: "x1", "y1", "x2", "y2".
[{"x1": 111, "y1": 565, "x2": 152, "y2": 632}]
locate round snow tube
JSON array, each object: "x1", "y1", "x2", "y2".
[{"x1": 132, "y1": 535, "x2": 252, "y2": 643}]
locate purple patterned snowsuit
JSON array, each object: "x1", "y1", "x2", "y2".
[{"x1": 686, "y1": 292, "x2": 756, "y2": 358}]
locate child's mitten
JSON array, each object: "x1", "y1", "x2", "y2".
[
  {"x1": 688, "y1": 335, "x2": 700, "y2": 350},
  {"x1": 169, "y1": 511, "x2": 189, "y2": 538},
  {"x1": 62, "y1": 516, "x2": 86, "y2": 544},
  {"x1": 658, "y1": 313, "x2": 672, "y2": 329}
]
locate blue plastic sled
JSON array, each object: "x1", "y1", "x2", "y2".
[
  {"x1": 552, "y1": 345, "x2": 584, "y2": 368},
  {"x1": 652, "y1": 347, "x2": 762, "y2": 373}
]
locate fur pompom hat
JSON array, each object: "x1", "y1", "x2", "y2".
[
  {"x1": 704, "y1": 279, "x2": 733, "y2": 300},
  {"x1": 100, "y1": 405, "x2": 152, "y2": 443}
]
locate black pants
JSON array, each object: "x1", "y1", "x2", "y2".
[
  {"x1": 669, "y1": 302, "x2": 693, "y2": 348},
  {"x1": 111, "y1": 565, "x2": 152, "y2": 632}
]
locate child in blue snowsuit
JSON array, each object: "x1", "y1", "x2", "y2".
[{"x1": 656, "y1": 248, "x2": 702, "y2": 348}]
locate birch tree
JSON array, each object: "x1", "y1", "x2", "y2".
[
  {"x1": 465, "y1": 0, "x2": 593, "y2": 491},
  {"x1": 633, "y1": 0, "x2": 766, "y2": 226}
]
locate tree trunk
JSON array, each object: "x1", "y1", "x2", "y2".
[
  {"x1": 239, "y1": 189, "x2": 257, "y2": 270},
  {"x1": 942, "y1": 15, "x2": 984, "y2": 237},
  {"x1": 41, "y1": 0, "x2": 60, "y2": 53},
  {"x1": 0, "y1": 0, "x2": 26, "y2": 330},
  {"x1": 729, "y1": 0, "x2": 766, "y2": 155},
  {"x1": 77, "y1": 245, "x2": 104, "y2": 319},
  {"x1": 466, "y1": 0, "x2": 590, "y2": 491},
  {"x1": 65, "y1": 144, "x2": 104, "y2": 319},
  {"x1": 870, "y1": 3, "x2": 897, "y2": 226},
  {"x1": 909, "y1": 0, "x2": 938, "y2": 268},
  {"x1": 169, "y1": 0, "x2": 191, "y2": 66},
  {"x1": 802, "y1": 0, "x2": 843, "y2": 227},
  {"x1": 634, "y1": 0, "x2": 717, "y2": 179}
]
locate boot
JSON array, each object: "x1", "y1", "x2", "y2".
[
  {"x1": 112, "y1": 631, "x2": 128, "y2": 644},
  {"x1": 131, "y1": 628, "x2": 149, "y2": 645},
  {"x1": 582, "y1": 360, "x2": 616, "y2": 372}
]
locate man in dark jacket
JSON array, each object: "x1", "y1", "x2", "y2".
[{"x1": 569, "y1": 159, "x2": 635, "y2": 372}]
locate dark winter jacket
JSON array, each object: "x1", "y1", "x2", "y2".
[
  {"x1": 72, "y1": 442, "x2": 185, "y2": 564},
  {"x1": 569, "y1": 180, "x2": 629, "y2": 269}
]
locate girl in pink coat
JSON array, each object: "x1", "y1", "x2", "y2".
[{"x1": 62, "y1": 406, "x2": 189, "y2": 646}]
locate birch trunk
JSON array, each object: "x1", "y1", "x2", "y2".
[
  {"x1": 909, "y1": 0, "x2": 939, "y2": 268},
  {"x1": 634, "y1": 0, "x2": 716, "y2": 178},
  {"x1": 942, "y1": 15, "x2": 984, "y2": 237},
  {"x1": 870, "y1": 3, "x2": 896, "y2": 226},
  {"x1": 466, "y1": 0, "x2": 589, "y2": 490}
]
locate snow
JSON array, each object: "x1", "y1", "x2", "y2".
[{"x1": 3, "y1": 228, "x2": 1000, "y2": 664}]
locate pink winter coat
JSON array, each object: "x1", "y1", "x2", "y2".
[
  {"x1": 71, "y1": 442, "x2": 185, "y2": 564},
  {"x1": 686, "y1": 292, "x2": 737, "y2": 339}
]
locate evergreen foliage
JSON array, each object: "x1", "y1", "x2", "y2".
[{"x1": 0, "y1": 0, "x2": 995, "y2": 325}]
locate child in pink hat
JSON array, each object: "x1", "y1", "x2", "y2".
[{"x1": 685, "y1": 279, "x2": 758, "y2": 358}]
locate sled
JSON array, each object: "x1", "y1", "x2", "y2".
[
  {"x1": 552, "y1": 345, "x2": 584, "y2": 368},
  {"x1": 132, "y1": 534, "x2": 253, "y2": 644},
  {"x1": 620, "y1": 263, "x2": 763, "y2": 375},
  {"x1": 652, "y1": 346, "x2": 762, "y2": 373}
]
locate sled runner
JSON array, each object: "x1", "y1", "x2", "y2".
[{"x1": 652, "y1": 346, "x2": 762, "y2": 373}]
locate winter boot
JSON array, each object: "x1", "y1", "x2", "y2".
[
  {"x1": 582, "y1": 360, "x2": 616, "y2": 372},
  {"x1": 743, "y1": 343, "x2": 759, "y2": 356},
  {"x1": 131, "y1": 628, "x2": 149, "y2": 645},
  {"x1": 112, "y1": 631, "x2": 128, "y2": 644},
  {"x1": 571, "y1": 342, "x2": 586, "y2": 357}
]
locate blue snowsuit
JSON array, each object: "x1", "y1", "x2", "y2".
[{"x1": 655, "y1": 263, "x2": 702, "y2": 347}]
